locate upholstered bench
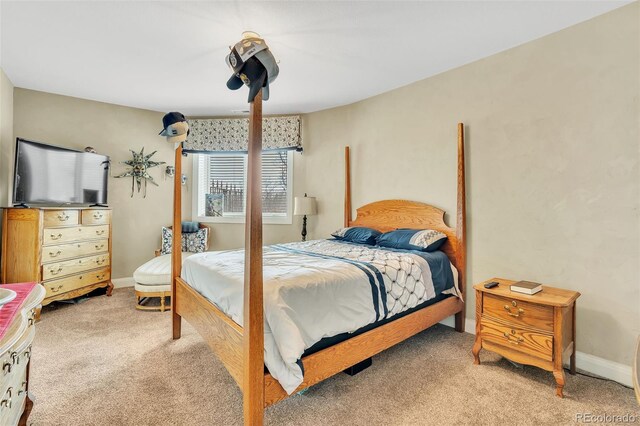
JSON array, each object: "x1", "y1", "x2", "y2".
[
  {"x1": 134, "y1": 222, "x2": 209, "y2": 312},
  {"x1": 133, "y1": 253, "x2": 194, "y2": 311}
]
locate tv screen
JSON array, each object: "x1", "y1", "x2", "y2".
[{"x1": 13, "y1": 138, "x2": 109, "y2": 206}]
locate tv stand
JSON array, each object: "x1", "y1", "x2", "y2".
[
  {"x1": 13, "y1": 203, "x2": 30, "y2": 208},
  {"x1": 89, "y1": 203, "x2": 108, "y2": 208}
]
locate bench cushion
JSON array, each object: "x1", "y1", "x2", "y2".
[{"x1": 133, "y1": 253, "x2": 195, "y2": 286}]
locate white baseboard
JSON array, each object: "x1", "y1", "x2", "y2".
[
  {"x1": 111, "y1": 277, "x2": 135, "y2": 288},
  {"x1": 439, "y1": 316, "x2": 632, "y2": 388}
]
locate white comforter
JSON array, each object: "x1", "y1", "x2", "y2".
[{"x1": 181, "y1": 240, "x2": 459, "y2": 394}]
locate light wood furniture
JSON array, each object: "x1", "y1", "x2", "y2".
[
  {"x1": 170, "y1": 108, "x2": 467, "y2": 425},
  {"x1": 1, "y1": 207, "x2": 113, "y2": 306},
  {"x1": 0, "y1": 284, "x2": 45, "y2": 426},
  {"x1": 472, "y1": 278, "x2": 580, "y2": 397},
  {"x1": 135, "y1": 224, "x2": 210, "y2": 312}
]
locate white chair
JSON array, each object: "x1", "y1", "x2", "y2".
[{"x1": 134, "y1": 224, "x2": 210, "y2": 312}]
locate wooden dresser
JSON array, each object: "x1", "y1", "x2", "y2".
[
  {"x1": 0, "y1": 284, "x2": 45, "y2": 426},
  {"x1": 1, "y1": 208, "x2": 113, "y2": 306},
  {"x1": 472, "y1": 278, "x2": 580, "y2": 397}
]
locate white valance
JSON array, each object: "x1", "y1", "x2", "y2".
[{"x1": 183, "y1": 116, "x2": 302, "y2": 153}]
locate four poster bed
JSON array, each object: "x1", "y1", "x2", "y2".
[{"x1": 170, "y1": 108, "x2": 467, "y2": 425}]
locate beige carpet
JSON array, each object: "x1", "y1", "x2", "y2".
[{"x1": 29, "y1": 288, "x2": 638, "y2": 425}]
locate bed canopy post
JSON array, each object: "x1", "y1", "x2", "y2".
[
  {"x1": 244, "y1": 89, "x2": 265, "y2": 425},
  {"x1": 344, "y1": 146, "x2": 351, "y2": 227},
  {"x1": 454, "y1": 122, "x2": 466, "y2": 333},
  {"x1": 172, "y1": 144, "x2": 183, "y2": 339}
]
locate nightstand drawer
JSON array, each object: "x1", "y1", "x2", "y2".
[
  {"x1": 480, "y1": 318, "x2": 553, "y2": 361},
  {"x1": 483, "y1": 293, "x2": 553, "y2": 332}
]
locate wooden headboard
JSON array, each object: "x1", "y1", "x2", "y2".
[{"x1": 344, "y1": 123, "x2": 466, "y2": 300}]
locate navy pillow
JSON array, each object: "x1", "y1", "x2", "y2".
[
  {"x1": 331, "y1": 227, "x2": 381, "y2": 245},
  {"x1": 181, "y1": 221, "x2": 200, "y2": 233},
  {"x1": 377, "y1": 229, "x2": 447, "y2": 252}
]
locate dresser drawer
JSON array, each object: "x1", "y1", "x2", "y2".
[
  {"x1": 42, "y1": 239, "x2": 109, "y2": 264},
  {"x1": 81, "y1": 209, "x2": 111, "y2": 225},
  {"x1": 480, "y1": 318, "x2": 553, "y2": 361},
  {"x1": 483, "y1": 293, "x2": 553, "y2": 332},
  {"x1": 43, "y1": 210, "x2": 80, "y2": 228},
  {"x1": 43, "y1": 267, "x2": 110, "y2": 298},
  {"x1": 42, "y1": 254, "x2": 110, "y2": 280},
  {"x1": 43, "y1": 225, "x2": 110, "y2": 245}
]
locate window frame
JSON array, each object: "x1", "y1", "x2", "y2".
[{"x1": 192, "y1": 151, "x2": 294, "y2": 225}]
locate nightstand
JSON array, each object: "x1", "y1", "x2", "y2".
[{"x1": 472, "y1": 278, "x2": 580, "y2": 397}]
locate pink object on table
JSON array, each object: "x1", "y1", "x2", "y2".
[{"x1": 0, "y1": 282, "x2": 38, "y2": 340}]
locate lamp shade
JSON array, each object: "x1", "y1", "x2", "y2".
[{"x1": 294, "y1": 196, "x2": 317, "y2": 216}]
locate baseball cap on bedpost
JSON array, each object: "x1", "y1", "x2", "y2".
[
  {"x1": 225, "y1": 34, "x2": 278, "y2": 102},
  {"x1": 159, "y1": 112, "x2": 189, "y2": 143}
]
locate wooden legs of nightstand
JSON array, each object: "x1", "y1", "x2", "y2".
[
  {"x1": 106, "y1": 281, "x2": 114, "y2": 296},
  {"x1": 553, "y1": 305, "x2": 565, "y2": 398},
  {"x1": 570, "y1": 304, "x2": 577, "y2": 375},
  {"x1": 472, "y1": 339, "x2": 481, "y2": 365}
]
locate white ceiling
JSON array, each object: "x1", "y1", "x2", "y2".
[{"x1": 0, "y1": 1, "x2": 629, "y2": 116}]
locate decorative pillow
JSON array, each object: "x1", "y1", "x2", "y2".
[
  {"x1": 161, "y1": 227, "x2": 209, "y2": 254},
  {"x1": 161, "y1": 226, "x2": 173, "y2": 255},
  {"x1": 331, "y1": 227, "x2": 381, "y2": 245},
  {"x1": 182, "y1": 228, "x2": 208, "y2": 253},
  {"x1": 181, "y1": 221, "x2": 200, "y2": 233},
  {"x1": 376, "y1": 229, "x2": 447, "y2": 252}
]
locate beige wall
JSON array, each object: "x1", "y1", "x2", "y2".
[
  {"x1": 303, "y1": 3, "x2": 639, "y2": 366},
  {"x1": 9, "y1": 89, "x2": 305, "y2": 278}
]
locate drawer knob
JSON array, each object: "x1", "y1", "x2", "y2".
[
  {"x1": 49, "y1": 267, "x2": 64, "y2": 276},
  {"x1": 50, "y1": 285, "x2": 63, "y2": 293},
  {"x1": 17, "y1": 381, "x2": 27, "y2": 396},
  {"x1": 97, "y1": 274, "x2": 106, "y2": 280},
  {"x1": 93, "y1": 212, "x2": 103, "y2": 219},
  {"x1": 50, "y1": 233, "x2": 63, "y2": 240},
  {"x1": 503, "y1": 330, "x2": 524, "y2": 345},
  {"x1": 504, "y1": 303, "x2": 525, "y2": 318},
  {"x1": 49, "y1": 250, "x2": 62, "y2": 258},
  {"x1": 1, "y1": 387, "x2": 12, "y2": 409},
  {"x1": 96, "y1": 230, "x2": 105, "y2": 235},
  {"x1": 95, "y1": 244, "x2": 105, "y2": 250},
  {"x1": 96, "y1": 258, "x2": 106, "y2": 265},
  {"x1": 57, "y1": 213, "x2": 69, "y2": 221}
]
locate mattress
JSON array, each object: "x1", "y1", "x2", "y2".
[{"x1": 181, "y1": 239, "x2": 460, "y2": 394}]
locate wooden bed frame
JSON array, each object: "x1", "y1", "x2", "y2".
[{"x1": 170, "y1": 92, "x2": 466, "y2": 425}]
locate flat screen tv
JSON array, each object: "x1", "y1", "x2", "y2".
[{"x1": 13, "y1": 138, "x2": 109, "y2": 206}]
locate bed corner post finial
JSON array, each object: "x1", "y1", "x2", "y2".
[
  {"x1": 344, "y1": 146, "x2": 352, "y2": 227},
  {"x1": 455, "y1": 123, "x2": 467, "y2": 333}
]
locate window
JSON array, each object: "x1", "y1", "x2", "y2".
[{"x1": 193, "y1": 151, "x2": 293, "y2": 224}]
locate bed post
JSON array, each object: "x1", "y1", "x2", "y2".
[
  {"x1": 244, "y1": 89, "x2": 265, "y2": 425},
  {"x1": 454, "y1": 123, "x2": 466, "y2": 333},
  {"x1": 172, "y1": 144, "x2": 183, "y2": 339},
  {"x1": 344, "y1": 146, "x2": 352, "y2": 227}
]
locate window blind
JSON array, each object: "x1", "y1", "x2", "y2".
[{"x1": 202, "y1": 152, "x2": 290, "y2": 216}]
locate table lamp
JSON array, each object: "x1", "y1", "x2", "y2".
[{"x1": 294, "y1": 194, "x2": 317, "y2": 241}]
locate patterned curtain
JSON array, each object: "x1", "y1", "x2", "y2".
[{"x1": 182, "y1": 116, "x2": 302, "y2": 153}]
